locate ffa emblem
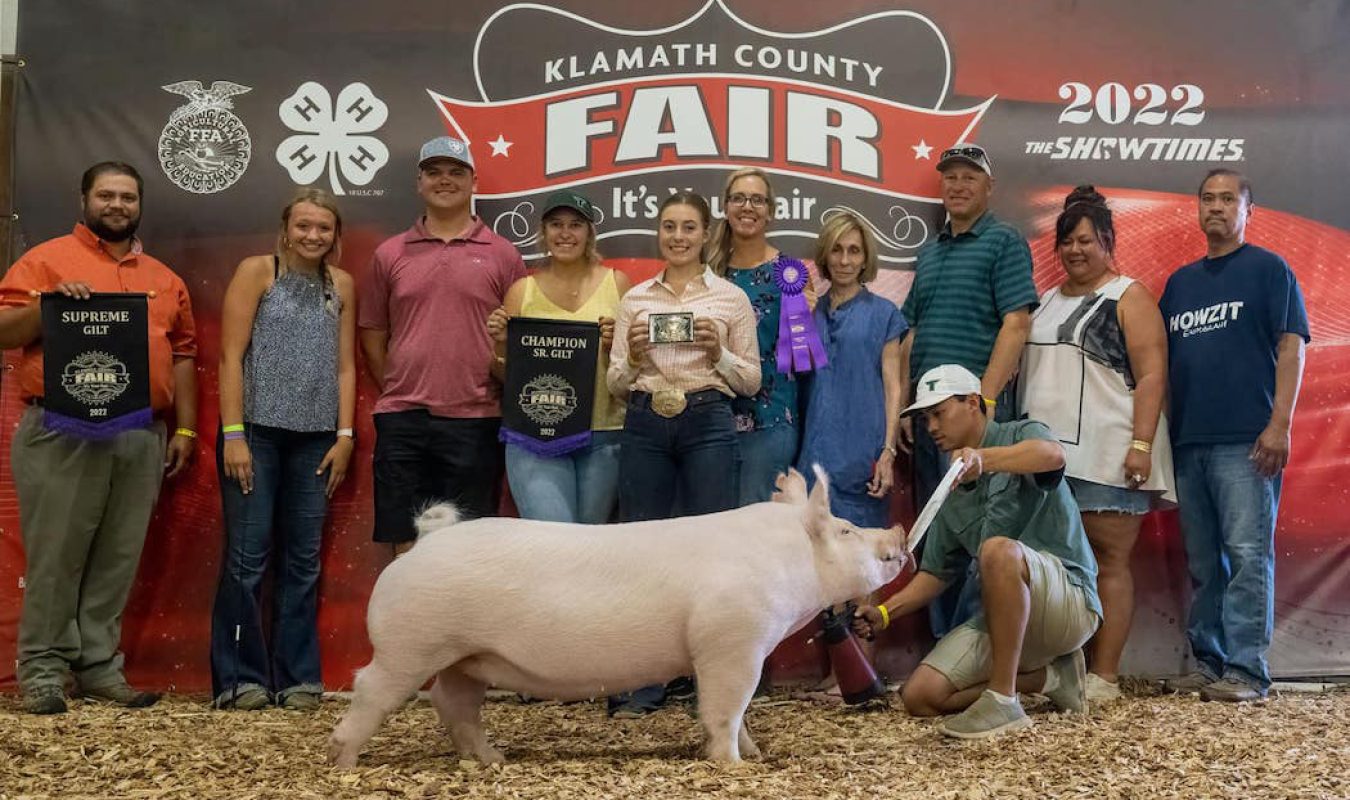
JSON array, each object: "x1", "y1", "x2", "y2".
[{"x1": 158, "y1": 80, "x2": 253, "y2": 194}]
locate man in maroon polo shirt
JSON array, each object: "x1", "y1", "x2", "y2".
[{"x1": 359, "y1": 136, "x2": 527, "y2": 555}]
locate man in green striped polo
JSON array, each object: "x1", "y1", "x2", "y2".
[{"x1": 901, "y1": 142, "x2": 1038, "y2": 634}]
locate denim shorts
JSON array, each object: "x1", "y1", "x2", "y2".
[{"x1": 1068, "y1": 476, "x2": 1151, "y2": 516}]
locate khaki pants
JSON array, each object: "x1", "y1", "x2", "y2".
[
  {"x1": 922, "y1": 543, "x2": 1100, "y2": 691},
  {"x1": 13, "y1": 406, "x2": 166, "y2": 693}
]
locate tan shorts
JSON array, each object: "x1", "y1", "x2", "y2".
[{"x1": 921, "y1": 543, "x2": 1101, "y2": 691}]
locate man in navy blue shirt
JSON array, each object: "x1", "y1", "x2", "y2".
[{"x1": 1159, "y1": 169, "x2": 1310, "y2": 702}]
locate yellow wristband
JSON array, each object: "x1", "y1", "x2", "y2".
[
  {"x1": 222, "y1": 424, "x2": 245, "y2": 434},
  {"x1": 983, "y1": 396, "x2": 997, "y2": 410},
  {"x1": 174, "y1": 428, "x2": 197, "y2": 439},
  {"x1": 1130, "y1": 439, "x2": 1153, "y2": 454},
  {"x1": 877, "y1": 604, "x2": 891, "y2": 631}
]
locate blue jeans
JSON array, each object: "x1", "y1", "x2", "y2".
[
  {"x1": 1174, "y1": 443, "x2": 1281, "y2": 689},
  {"x1": 737, "y1": 424, "x2": 798, "y2": 506},
  {"x1": 618, "y1": 392, "x2": 740, "y2": 521},
  {"x1": 506, "y1": 430, "x2": 622, "y2": 523},
  {"x1": 210, "y1": 424, "x2": 332, "y2": 703}
]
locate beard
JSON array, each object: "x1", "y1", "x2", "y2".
[{"x1": 83, "y1": 208, "x2": 140, "y2": 243}]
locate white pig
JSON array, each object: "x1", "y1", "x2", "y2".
[{"x1": 329, "y1": 467, "x2": 907, "y2": 766}]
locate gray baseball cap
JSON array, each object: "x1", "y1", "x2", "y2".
[{"x1": 418, "y1": 135, "x2": 475, "y2": 171}]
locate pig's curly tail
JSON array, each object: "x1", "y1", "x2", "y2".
[{"x1": 413, "y1": 503, "x2": 462, "y2": 539}]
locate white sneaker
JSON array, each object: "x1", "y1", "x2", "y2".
[{"x1": 1084, "y1": 672, "x2": 1122, "y2": 703}]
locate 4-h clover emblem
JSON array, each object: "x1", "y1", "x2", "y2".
[{"x1": 275, "y1": 81, "x2": 389, "y2": 195}]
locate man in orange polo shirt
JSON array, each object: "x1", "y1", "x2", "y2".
[{"x1": 0, "y1": 162, "x2": 198, "y2": 715}]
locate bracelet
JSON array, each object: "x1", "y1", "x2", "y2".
[
  {"x1": 983, "y1": 396, "x2": 997, "y2": 410},
  {"x1": 881, "y1": 445, "x2": 898, "y2": 458},
  {"x1": 1130, "y1": 439, "x2": 1153, "y2": 454},
  {"x1": 174, "y1": 428, "x2": 197, "y2": 439},
  {"x1": 336, "y1": 428, "x2": 354, "y2": 439},
  {"x1": 877, "y1": 604, "x2": 891, "y2": 631},
  {"x1": 222, "y1": 431, "x2": 246, "y2": 442},
  {"x1": 222, "y1": 423, "x2": 245, "y2": 434}
]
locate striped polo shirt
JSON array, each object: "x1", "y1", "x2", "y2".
[{"x1": 901, "y1": 211, "x2": 1038, "y2": 380}]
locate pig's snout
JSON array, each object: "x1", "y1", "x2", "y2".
[{"x1": 878, "y1": 529, "x2": 908, "y2": 567}]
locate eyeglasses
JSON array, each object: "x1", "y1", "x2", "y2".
[
  {"x1": 940, "y1": 146, "x2": 987, "y2": 161},
  {"x1": 727, "y1": 193, "x2": 769, "y2": 209}
]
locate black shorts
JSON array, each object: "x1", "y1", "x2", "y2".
[{"x1": 371, "y1": 410, "x2": 504, "y2": 543}]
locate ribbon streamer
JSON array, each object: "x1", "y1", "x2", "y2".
[{"x1": 773, "y1": 257, "x2": 829, "y2": 374}]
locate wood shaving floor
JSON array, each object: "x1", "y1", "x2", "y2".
[{"x1": 2, "y1": 683, "x2": 1347, "y2": 799}]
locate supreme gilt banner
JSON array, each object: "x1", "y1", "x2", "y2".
[
  {"x1": 500, "y1": 318, "x2": 602, "y2": 457},
  {"x1": 40, "y1": 293, "x2": 152, "y2": 439}
]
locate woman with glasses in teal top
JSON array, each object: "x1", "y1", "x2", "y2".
[{"x1": 708, "y1": 167, "x2": 820, "y2": 505}]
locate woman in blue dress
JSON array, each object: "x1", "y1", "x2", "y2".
[{"x1": 797, "y1": 212, "x2": 906, "y2": 527}]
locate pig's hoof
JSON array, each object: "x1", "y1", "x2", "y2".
[
  {"x1": 328, "y1": 737, "x2": 358, "y2": 768},
  {"x1": 476, "y1": 746, "x2": 506, "y2": 765}
]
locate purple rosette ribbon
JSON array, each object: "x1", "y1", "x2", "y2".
[{"x1": 773, "y1": 257, "x2": 828, "y2": 373}]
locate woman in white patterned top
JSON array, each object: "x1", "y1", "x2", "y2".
[{"x1": 1019, "y1": 185, "x2": 1174, "y2": 703}]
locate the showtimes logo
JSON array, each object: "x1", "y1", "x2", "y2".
[
  {"x1": 1026, "y1": 136, "x2": 1244, "y2": 162},
  {"x1": 1027, "y1": 80, "x2": 1244, "y2": 163}
]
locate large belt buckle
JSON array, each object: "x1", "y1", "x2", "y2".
[{"x1": 651, "y1": 388, "x2": 687, "y2": 418}]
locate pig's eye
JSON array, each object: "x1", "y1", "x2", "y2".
[{"x1": 842, "y1": 527, "x2": 856, "y2": 536}]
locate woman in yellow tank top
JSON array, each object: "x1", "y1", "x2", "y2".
[{"x1": 486, "y1": 191, "x2": 631, "y2": 523}]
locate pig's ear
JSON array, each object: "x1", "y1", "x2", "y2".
[
  {"x1": 804, "y1": 464, "x2": 832, "y2": 536},
  {"x1": 771, "y1": 468, "x2": 808, "y2": 505}
]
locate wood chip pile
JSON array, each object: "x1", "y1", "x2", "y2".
[{"x1": 2, "y1": 684, "x2": 1347, "y2": 799}]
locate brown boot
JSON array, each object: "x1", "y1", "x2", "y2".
[{"x1": 81, "y1": 681, "x2": 161, "y2": 708}]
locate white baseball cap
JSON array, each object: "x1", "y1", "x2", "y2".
[
  {"x1": 935, "y1": 142, "x2": 993, "y2": 177},
  {"x1": 902, "y1": 364, "x2": 983, "y2": 416}
]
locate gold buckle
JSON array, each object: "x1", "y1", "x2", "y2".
[{"x1": 651, "y1": 388, "x2": 688, "y2": 418}]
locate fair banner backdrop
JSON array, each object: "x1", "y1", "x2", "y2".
[{"x1": 2, "y1": 0, "x2": 1347, "y2": 690}]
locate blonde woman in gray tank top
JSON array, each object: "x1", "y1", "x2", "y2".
[{"x1": 209, "y1": 189, "x2": 356, "y2": 712}]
